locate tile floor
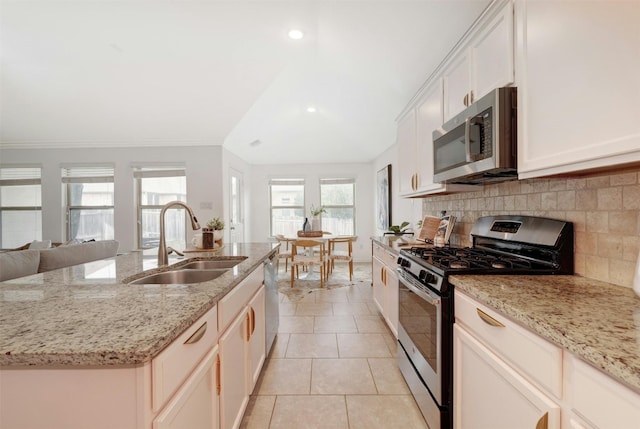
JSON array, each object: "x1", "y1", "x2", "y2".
[{"x1": 239, "y1": 264, "x2": 429, "y2": 429}]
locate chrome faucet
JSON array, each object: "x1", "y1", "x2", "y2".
[{"x1": 158, "y1": 201, "x2": 201, "y2": 266}]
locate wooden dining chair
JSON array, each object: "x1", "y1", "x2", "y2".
[
  {"x1": 328, "y1": 236, "x2": 356, "y2": 281},
  {"x1": 274, "y1": 234, "x2": 293, "y2": 272},
  {"x1": 290, "y1": 239, "x2": 328, "y2": 288}
]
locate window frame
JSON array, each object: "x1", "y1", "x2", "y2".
[
  {"x1": 319, "y1": 177, "x2": 356, "y2": 235},
  {"x1": 0, "y1": 165, "x2": 43, "y2": 248},
  {"x1": 134, "y1": 165, "x2": 187, "y2": 249},
  {"x1": 269, "y1": 178, "x2": 306, "y2": 237},
  {"x1": 62, "y1": 165, "x2": 115, "y2": 242}
]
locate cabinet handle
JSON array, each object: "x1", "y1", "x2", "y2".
[
  {"x1": 184, "y1": 321, "x2": 207, "y2": 344},
  {"x1": 245, "y1": 312, "x2": 251, "y2": 341},
  {"x1": 476, "y1": 308, "x2": 505, "y2": 328},
  {"x1": 535, "y1": 412, "x2": 548, "y2": 429},
  {"x1": 463, "y1": 93, "x2": 469, "y2": 106},
  {"x1": 250, "y1": 307, "x2": 256, "y2": 336},
  {"x1": 470, "y1": 90, "x2": 475, "y2": 104},
  {"x1": 216, "y1": 354, "x2": 221, "y2": 395}
]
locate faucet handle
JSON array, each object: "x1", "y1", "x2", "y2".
[{"x1": 166, "y1": 246, "x2": 184, "y2": 257}]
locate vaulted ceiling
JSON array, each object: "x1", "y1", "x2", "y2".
[{"x1": 0, "y1": 0, "x2": 490, "y2": 164}]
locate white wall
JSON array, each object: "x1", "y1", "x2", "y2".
[
  {"x1": 1, "y1": 146, "x2": 225, "y2": 252},
  {"x1": 372, "y1": 143, "x2": 422, "y2": 235},
  {"x1": 249, "y1": 162, "x2": 374, "y2": 262}
]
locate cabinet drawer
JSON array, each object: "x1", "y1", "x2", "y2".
[
  {"x1": 566, "y1": 354, "x2": 640, "y2": 429},
  {"x1": 372, "y1": 243, "x2": 398, "y2": 267},
  {"x1": 218, "y1": 267, "x2": 263, "y2": 332},
  {"x1": 152, "y1": 305, "x2": 218, "y2": 412},
  {"x1": 455, "y1": 290, "x2": 562, "y2": 398}
]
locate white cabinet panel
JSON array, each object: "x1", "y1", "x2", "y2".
[
  {"x1": 247, "y1": 285, "x2": 266, "y2": 393},
  {"x1": 219, "y1": 307, "x2": 249, "y2": 429},
  {"x1": 153, "y1": 347, "x2": 219, "y2": 429},
  {"x1": 517, "y1": 0, "x2": 640, "y2": 178},
  {"x1": 454, "y1": 324, "x2": 561, "y2": 429}
]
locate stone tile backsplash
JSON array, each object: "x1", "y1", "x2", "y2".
[{"x1": 421, "y1": 167, "x2": 640, "y2": 288}]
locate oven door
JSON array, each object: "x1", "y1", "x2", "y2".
[{"x1": 397, "y1": 269, "x2": 442, "y2": 404}]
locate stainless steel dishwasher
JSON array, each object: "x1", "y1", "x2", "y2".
[{"x1": 263, "y1": 252, "x2": 279, "y2": 355}]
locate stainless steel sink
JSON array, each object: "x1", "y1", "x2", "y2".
[
  {"x1": 177, "y1": 257, "x2": 246, "y2": 270},
  {"x1": 128, "y1": 269, "x2": 228, "y2": 285}
]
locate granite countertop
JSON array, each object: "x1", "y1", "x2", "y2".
[
  {"x1": 0, "y1": 243, "x2": 278, "y2": 367},
  {"x1": 371, "y1": 235, "x2": 427, "y2": 253},
  {"x1": 450, "y1": 274, "x2": 640, "y2": 393}
]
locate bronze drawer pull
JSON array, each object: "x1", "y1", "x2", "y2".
[
  {"x1": 184, "y1": 321, "x2": 207, "y2": 344},
  {"x1": 535, "y1": 412, "x2": 548, "y2": 429},
  {"x1": 476, "y1": 308, "x2": 505, "y2": 328}
]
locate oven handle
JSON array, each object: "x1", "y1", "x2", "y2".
[{"x1": 397, "y1": 268, "x2": 441, "y2": 306}]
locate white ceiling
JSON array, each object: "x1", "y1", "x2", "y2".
[{"x1": 0, "y1": 0, "x2": 490, "y2": 164}]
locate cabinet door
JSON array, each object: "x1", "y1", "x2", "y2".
[
  {"x1": 442, "y1": 53, "x2": 470, "y2": 121},
  {"x1": 415, "y1": 80, "x2": 445, "y2": 194},
  {"x1": 397, "y1": 109, "x2": 418, "y2": 196},
  {"x1": 247, "y1": 285, "x2": 266, "y2": 394},
  {"x1": 470, "y1": 0, "x2": 514, "y2": 101},
  {"x1": 384, "y1": 267, "x2": 399, "y2": 339},
  {"x1": 219, "y1": 308, "x2": 249, "y2": 429},
  {"x1": 453, "y1": 325, "x2": 560, "y2": 429},
  {"x1": 517, "y1": 0, "x2": 640, "y2": 178},
  {"x1": 153, "y1": 347, "x2": 219, "y2": 429},
  {"x1": 372, "y1": 256, "x2": 386, "y2": 316}
]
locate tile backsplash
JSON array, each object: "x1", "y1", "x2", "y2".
[{"x1": 422, "y1": 167, "x2": 640, "y2": 288}]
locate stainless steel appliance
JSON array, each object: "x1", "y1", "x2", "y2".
[
  {"x1": 433, "y1": 87, "x2": 517, "y2": 185},
  {"x1": 263, "y1": 252, "x2": 279, "y2": 355},
  {"x1": 396, "y1": 215, "x2": 573, "y2": 429}
]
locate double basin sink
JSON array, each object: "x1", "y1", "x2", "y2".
[{"x1": 127, "y1": 257, "x2": 247, "y2": 285}]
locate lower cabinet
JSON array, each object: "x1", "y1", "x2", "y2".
[
  {"x1": 372, "y1": 241, "x2": 399, "y2": 337},
  {"x1": 453, "y1": 325, "x2": 560, "y2": 429},
  {"x1": 153, "y1": 346, "x2": 219, "y2": 429}
]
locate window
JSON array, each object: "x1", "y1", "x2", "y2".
[
  {"x1": 62, "y1": 165, "x2": 114, "y2": 241},
  {"x1": 269, "y1": 179, "x2": 305, "y2": 237},
  {"x1": 0, "y1": 166, "x2": 42, "y2": 248},
  {"x1": 134, "y1": 166, "x2": 187, "y2": 249},
  {"x1": 320, "y1": 178, "x2": 356, "y2": 235}
]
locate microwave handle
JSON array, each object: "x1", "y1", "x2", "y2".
[{"x1": 464, "y1": 116, "x2": 472, "y2": 162}]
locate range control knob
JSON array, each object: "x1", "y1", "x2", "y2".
[
  {"x1": 418, "y1": 270, "x2": 427, "y2": 281},
  {"x1": 400, "y1": 258, "x2": 411, "y2": 268},
  {"x1": 424, "y1": 273, "x2": 437, "y2": 285}
]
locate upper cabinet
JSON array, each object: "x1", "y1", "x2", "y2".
[
  {"x1": 515, "y1": 0, "x2": 640, "y2": 178},
  {"x1": 396, "y1": 0, "x2": 513, "y2": 197},
  {"x1": 443, "y1": 0, "x2": 514, "y2": 121}
]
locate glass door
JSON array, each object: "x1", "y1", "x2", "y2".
[{"x1": 229, "y1": 169, "x2": 244, "y2": 243}]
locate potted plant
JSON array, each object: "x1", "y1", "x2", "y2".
[
  {"x1": 388, "y1": 221, "x2": 411, "y2": 235},
  {"x1": 309, "y1": 205, "x2": 326, "y2": 231},
  {"x1": 207, "y1": 217, "x2": 225, "y2": 241}
]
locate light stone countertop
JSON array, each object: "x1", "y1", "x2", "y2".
[
  {"x1": 450, "y1": 274, "x2": 640, "y2": 393},
  {"x1": 0, "y1": 243, "x2": 278, "y2": 367}
]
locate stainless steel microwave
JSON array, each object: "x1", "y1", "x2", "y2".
[{"x1": 432, "y1": 87, "x2": 517, "y2": 185}]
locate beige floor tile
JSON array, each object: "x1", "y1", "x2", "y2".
[
  {"x1": 354, "y1": 314, "x2": 389, "y2": 333},
  {"x1": 345, "y1": 395, "x2": 429, "y2": 429},
  {"x1": 253, "y1": 358, "x2": 311, "y2": 395},
  {"x1": 269, "y1": 334, "x2": 289, "y2": 358},
  {"x1": 270, "y1": 395, "x2": 349, "y2": 429},
  {"x1": 286, "y1": 333, "x2": 339, "y2": 358},
  {"x1": 311, "y1": 358, "x2": 376, "y2": 394},
  {"x1": 314, "y1": 288, "x2": 350, "y2": 303},
  {"x1": 239, "y1": 395, "x2": 275, "y2": 429},
  {"x1": 367, "y1": 358, "x2": 410, "y2": 394},
  {"x1": 278, "y1": 315, "x2": 314, "y2": 333},
  {"x1": 314, "y1": 315, "x2": 357, "y2": 333},
  {"x1": 295, "y1": 301, "x2": 334, "y2": 316},
  {"x1": 280, "y1": 289, "x2": 316, "y2": 303},
  {"x1": 332, "y1": 302, "x2": 373, "y2": 315},
  {"x1": 278, "y1": 301, "x2": 297, "y2": 316},
  {"x1": 337, "y1": 333, "x2": 392, "y2": 358}
]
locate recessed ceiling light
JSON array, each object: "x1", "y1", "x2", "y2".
[
  {"x1": 288, "y1": 29, "x2": 304, "y2": 40},
  {"x1": 306, "y1": 106, "x2": 317, "y2": 113}
]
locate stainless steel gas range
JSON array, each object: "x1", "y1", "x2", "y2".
[{"x1": 396, "y1": 215, "x2": 574, "y2": 429}]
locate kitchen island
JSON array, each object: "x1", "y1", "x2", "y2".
[{"x1": 0, "y1": 243, "x2": 278, "y2": 429}]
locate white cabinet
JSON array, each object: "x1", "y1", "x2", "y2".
[
  {"x1": 563, "y1": 353, "x2": 640, "y2": 429},
  {"x1": 454, "y1": 290, "x2": 561, "y2": 429},
  {"x1": 372, "y1": 242, "x2": 399, "y2": 337},
  {"x1": 442, "y1": 0, "x2": 514, "y2": 121},
  {"x1": 397, "y1": 108, "x2": 418, "y2": 196},
  {"x1": 516, "y1": 0, "x2": 640, "y2": 178},
  {"x1": 153, "y1": 346, "x2": 219, "y2": 429},
  {"x1": 454, "y1": 325, "x2": 561, "y2": 429},
  {"x1": 218, "y1": 267, "x2": 265, "y2": 429}
]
